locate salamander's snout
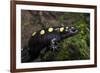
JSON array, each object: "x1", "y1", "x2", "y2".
[{"x1": 70, "y1": 27, "x2": 78, "y2": 33}]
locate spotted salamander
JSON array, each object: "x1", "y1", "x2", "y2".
[{"x1": 28, "y1": 26, "x2": 79, "y2": 61}]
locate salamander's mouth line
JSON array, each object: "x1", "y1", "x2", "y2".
[{"x1": 70, "y1": 29, "x2": 78, "y2": 33}]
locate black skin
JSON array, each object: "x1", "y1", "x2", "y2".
[{"x1": 28, "y1": 26, "x2": 79, "y2": 62}]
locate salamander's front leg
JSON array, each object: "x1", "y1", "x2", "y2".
[{"x1": 50, "y1": 38, "x2": 59, "y2": 52}]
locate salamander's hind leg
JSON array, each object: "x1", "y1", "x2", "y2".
[{"x1": 21, "y1": 46, "x2": 31, "y2": 62}]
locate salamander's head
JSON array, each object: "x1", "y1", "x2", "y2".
[{"x1": 60, "y1": 26, "x2": 79, "y2": 39}]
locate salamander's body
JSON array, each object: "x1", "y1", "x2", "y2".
[{"x1": 28, "y1": 26, "x2": 78, "y2": 61}]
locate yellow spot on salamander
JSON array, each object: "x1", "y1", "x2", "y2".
[
  {"x1": 40, "y1": 30, "x2": 45, "y2": 35},
  {"x1": 32, "y1": 32, "x2": 36, "y2": 36},
  {"x1": 48, "y1": 27, "x2": 53, "y2": 32},
  {"x1": 60, "y1": 27, "x2": 64, "y2": 32},
  {"x1": 66, "y1": 27, "x2": 68, "y2": 29}
]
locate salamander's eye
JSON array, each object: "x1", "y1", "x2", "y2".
[
  {"x1": 48, "y1": 27, "x2": 53, "y2": 32},
  {"x1": 60, "y1": 27, "x2": 64, "y2": 32},
  {"x1": 40, "y1": 30, "x2": 45, "y2": 35},
  {"x1": 32, "y1": 32, "x2": 36, "y2": 36}
]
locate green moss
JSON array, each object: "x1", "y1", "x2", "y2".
[{"x1": 50, "y1": 13, "x2": 90, "y2": 60}]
